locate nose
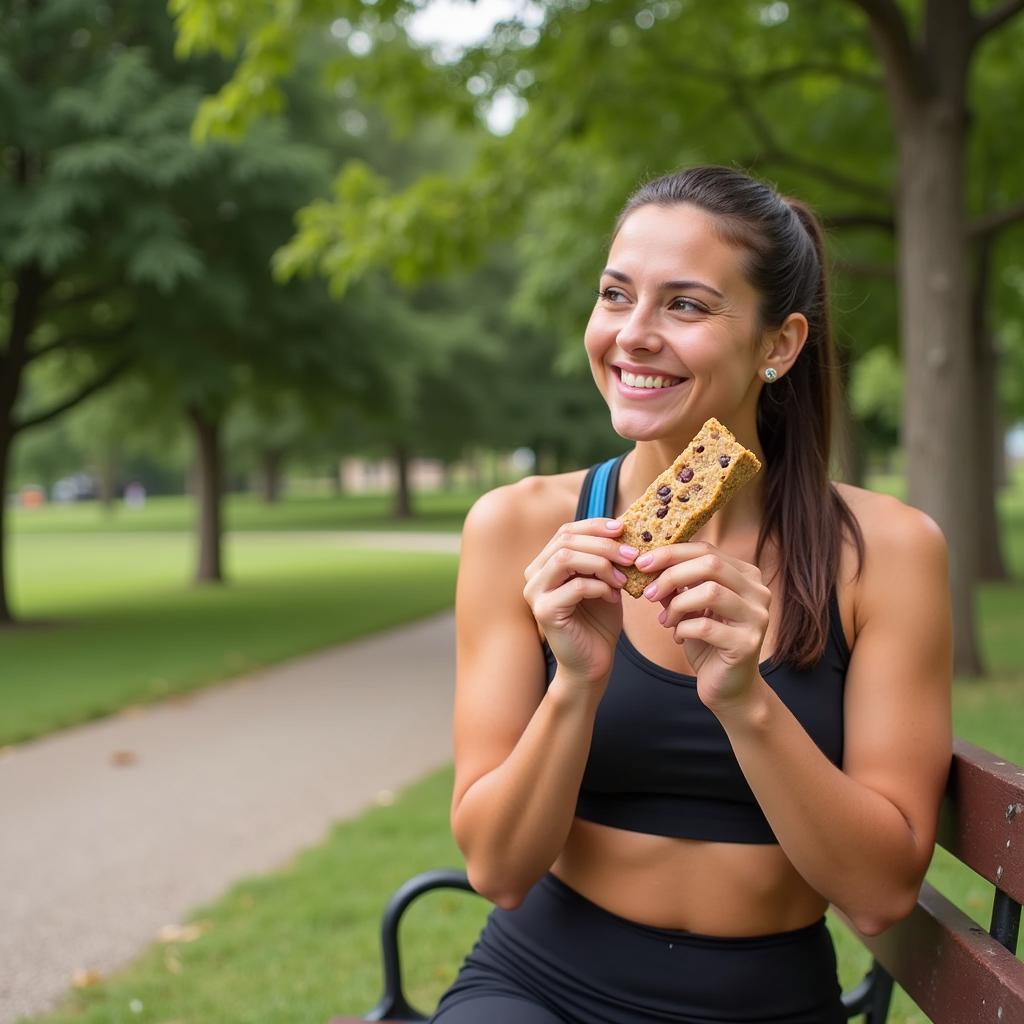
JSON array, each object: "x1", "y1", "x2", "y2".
[{"x1": 615, "y1": 302, "x2": 663, "y2": 355}]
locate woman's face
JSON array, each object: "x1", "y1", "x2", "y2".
[{"x1": 584, "y1": 202, "x2": 767, "y2": 444}]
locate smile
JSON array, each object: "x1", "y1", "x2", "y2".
[{"x1": 615, "y1": 367, "x2": 686, "y2": 394}]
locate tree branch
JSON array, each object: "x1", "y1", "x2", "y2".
[
  {"x1": 13, "y1": 355, "x2": 132, "y2": 433},
  {"x1": 732, "y1": 84, "x2": 892, "y2": 204},
  {"x1": 972, "y1": 0, "x2": 1024, "y2": 43},
  {"x1": 845, "y1": 0, "x2": 929, "y2": 105},
  {"x1": 25, "y1": 336, "x2": 77, "y2": 362},
  {"x1": 41, "y1": 282, "x2": 116, "y2": 315},
  {"x1": 752, "y1": 61, "x2": 884, "y2": 92},
  {"x1": 969, "y1": 198, "x2": 1024, "y2": 240}
]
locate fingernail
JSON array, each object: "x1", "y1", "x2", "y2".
[
  {"x1": 636, "y1": 553, "x2": 654, "y2": 569},
  {"x1": 613, "y1": 568, "x2": 627, "y2": 584},
  {"x1": 606, "y1": 519, "x2": 621, "y2": 530},
  {"x1": 643, "y1": 583, "x2": 657, "y2": 599},
  {"x1": 619, "y1": 545, "x2": 638, "y2": 560}
]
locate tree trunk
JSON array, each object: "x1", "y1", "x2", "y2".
[
  {"x1": 857, "y1": 0, "x2": 985, "y2": 675},
  {"x1": 96, "y1": 448, "x2": 118, "y2": 509},
  {"x1": 972, "y1": 235, "x2": 1007, "y2": 581},
  {"x1": 898, "y1": 101, "x2": 982, "y2": 675},
  {"x1": 0, "y1": 263, "x2": 47, "y2": 626},
  {"x1": 187, "y1": 404, "x2": 224, "y2": 584},
  {"x1": 259, "y1": 448, "x2": 284, "y2": 504},
  {"x1": 392, "y1": 441, "x2": 414, "y2": 519},
  {"x1": 0, "y1": 426, "x2": 13, "y2": 625}
]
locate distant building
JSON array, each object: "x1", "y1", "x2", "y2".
[{"x1": 339, "y1": 457, "x2": 445, "y2": 493}]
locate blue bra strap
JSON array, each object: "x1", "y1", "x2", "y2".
[{"x1": 584, "y1": 454, "x2": 626, "y2": 521}]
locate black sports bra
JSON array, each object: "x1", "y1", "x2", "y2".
[{"x1": 542, "y1": 453, "x2": 850, "y2": 844}]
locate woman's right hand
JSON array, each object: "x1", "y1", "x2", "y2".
[{"x1": 522, "y1": 518, "x2": 637, "y2": 691}]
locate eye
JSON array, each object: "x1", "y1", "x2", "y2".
[
  {"x1": 597, "y1": 286, "x2": 630, "y2": 303},
  {"x1": 669, "y1": 297, "x2": 707, "y2": 314}
]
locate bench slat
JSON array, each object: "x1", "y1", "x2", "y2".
[
  {"x1": 938, "y1": 740, "x2": 1024, "y2": 904},
  {"x1": 860, "y1": 880, "x2": 1024, "y2": 1023}
]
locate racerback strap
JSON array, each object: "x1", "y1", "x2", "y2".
[{"x1": 574, "y1": 454, "x2": 628, "y2": 521}]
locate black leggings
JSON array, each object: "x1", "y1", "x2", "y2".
[{"x1": 431, "y1": 873, "x2": 845, "y2": 1024}]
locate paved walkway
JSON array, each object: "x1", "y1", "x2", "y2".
[{"x1": 0, "y1": 594, "x2": 459, "y2": 1022}]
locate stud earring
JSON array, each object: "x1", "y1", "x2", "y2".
[{"x1": 763, "y1": 367, "x2": 779, "y2": 383}]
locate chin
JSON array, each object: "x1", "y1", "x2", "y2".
[{"x1": 609, "y1": 411, "x2": 677, "y2": 443}]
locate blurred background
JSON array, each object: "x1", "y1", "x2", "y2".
[{"x1": 2, "y1": 0, "x2": 1023, "y2": 1021}]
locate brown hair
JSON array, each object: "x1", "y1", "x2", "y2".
[{"x1": 616, "y1": 165, "x2": 864, "y2": 669}]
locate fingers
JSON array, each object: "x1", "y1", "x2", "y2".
[
  {"x1": 634, "y1": 543, "x2": 770, "y2": 657},
  {"x1": 639, "y1": 545, "x2": 769, "y2": 606},
  {"x1": 523, "y1": 520, "x2": 639, "y2": 626},
  {"x1": 534, "y1": 577, "x2": 622, "y2": 627},
  {"x1": 657, "y1": 579, "x2": 755, "y2": 630},
  {"x1": 663, "y1": 613, "x2": 744, "y2": 650},
  {"x1": 524, "y1": 519, "x2": 637, "y2": 584},
  {"x1": 527, "y1": 546, "x2": 629, "y2": 597}
]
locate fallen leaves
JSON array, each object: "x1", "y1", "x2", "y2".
[
  {"x1": 156, "y1": 920, "x2": 210, "y2": 943},
  {"x1": 72, "y1": 967, "x2": 103, "y2": 988}
]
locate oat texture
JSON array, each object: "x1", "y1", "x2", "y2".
[{"x1": 620, "y1": 418, "x2": 762, "y2": 598}]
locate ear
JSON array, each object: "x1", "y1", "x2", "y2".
[{"x1": 758, "y1": 312, "x2": 808, "y2": 380}]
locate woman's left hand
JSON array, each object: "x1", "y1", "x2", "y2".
[{"x1": 636, "y1": 542, "x2": 772, "y2": 712}]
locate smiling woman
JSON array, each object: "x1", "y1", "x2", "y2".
[{"x1": 432, "y1": 165, "x2": 952, "y2": 1023}]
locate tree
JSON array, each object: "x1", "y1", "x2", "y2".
[
  {"x1": 1, "y1": 0, "x2": 216, "y2": 621},
  {"x1": 172, "y1": 0, "x2": 1024, "y2": 674}
]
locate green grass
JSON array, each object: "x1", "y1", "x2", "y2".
[
  {"x1": 2, "y1": 533, "x2": 456, "y2": 746},
  {"x1": 7, "y1": 490, "x2": 480, "y2": 535}
]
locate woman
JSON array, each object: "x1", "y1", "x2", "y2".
[{"x1": 432, "y1": 166, "x2": 952, "y2": 1023}]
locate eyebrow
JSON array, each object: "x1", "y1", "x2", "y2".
[{"x1": 601, "y1": 268, "x2": 725, "y2": 301}]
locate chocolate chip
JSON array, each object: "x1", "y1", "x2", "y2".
[
  {"x1": 694, "y1": 484, "x2": 702, "y2": 492},
  {"x1": 677, "y1": 467, "x2": 694, "y2": 483},
  {"x1": 659, "y1": 493, "x2": 671, "y2": 505},
  {"x1": 695, "y1": 445, "x2": 705, "y2": 453},
  {"x1": 641, "y1": 531, "x2": 653, "y2": 542},
  {"x1": 678, "y1": 494, "x2": 689, "y2": 502},
  {"x1": 657, "y1": 485, "x2": 671, "y2": 496},
  {"x1": 655, "y1": 506, "x2": 668, "y2": 518},
  {"x1": 719, "y1": 455, "x2": 731, "y2": 467}
]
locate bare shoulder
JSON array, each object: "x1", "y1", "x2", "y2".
[
  {"x1": 833, "y1": 482, "x2": 949, "y2": 624},
  {"x1": 462, "y1": 469, "x2": 589, "y2": 569},
  {"x1": 834, "y1": 482, "x2": 947, "y2": 565}
]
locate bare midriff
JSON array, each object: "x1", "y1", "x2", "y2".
[{"x1": 550, "y1": 818, "x2": 828, "y2": 936}]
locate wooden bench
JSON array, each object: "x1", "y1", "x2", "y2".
[{"x1": 331, "y1": 738, "x2": 1024, "y2": 1023}]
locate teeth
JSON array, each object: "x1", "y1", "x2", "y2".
[{"x1": 621, "y1": 370, "x2": 682, "y2": 389}]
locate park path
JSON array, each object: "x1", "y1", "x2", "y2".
[{"x1": 0, "y1": 531, "x2": 461, "y2": 1024}]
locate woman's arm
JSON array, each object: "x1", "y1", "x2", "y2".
[
  {"x1": 712, "y1": 498, "x2": 952, "y2": 934},
  {"x1": 449, "y1": 479, "x2": 629, "y2": 908}
]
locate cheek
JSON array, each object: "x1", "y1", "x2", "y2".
[{"x1": 583, "y1": 312, "x2": 608, "y2": 361}]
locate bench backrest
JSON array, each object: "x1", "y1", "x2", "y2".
[{"x1": 857, "y1": 738, "x2": 1024, "y2": 1021}]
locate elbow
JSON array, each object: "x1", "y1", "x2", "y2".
[
  {"x1": 465, "y1": 862, "x2": 527, "y2": 911},
  {"x1": 847, "y1": 886, "x2": 920, "y2": 937}
]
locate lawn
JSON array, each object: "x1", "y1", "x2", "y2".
[
  {"x1": 7, "y1": 489, "x2": 479, "y2": 535},
  {"x1": 2, "y1": 533, "x2": 457, "y2": 746}
]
